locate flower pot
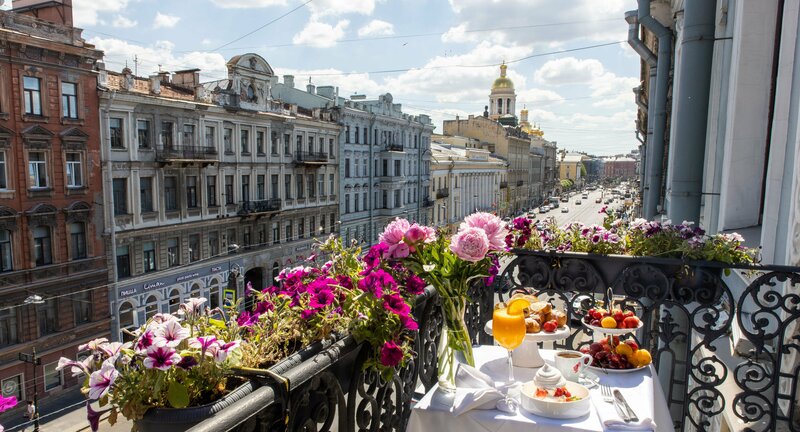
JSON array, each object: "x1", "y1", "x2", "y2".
[{"x1": 134, "y1": 382, "x2": 256, "y2": 432}]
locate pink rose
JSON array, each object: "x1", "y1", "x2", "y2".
[
  {"x1": 460, "y1": 212, "x2": 508, "y2": 251},
  {"x1": 379, "y1": 218, "x2": 411, "y2": 259},
  {"x1": 379, "y1": 340, "x2": 404, "y2": 367},
  {"x1": 450, "y1": 227, "x2": 490, "y2": 262}
]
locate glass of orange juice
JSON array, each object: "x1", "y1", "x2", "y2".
[{"x1": 493, "y1": 301, "x2": 527, "y2": 384}]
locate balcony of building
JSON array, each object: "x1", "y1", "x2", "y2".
[
  {"x1": 436, "y1": 188, "x2": 449, "y2": 199},
  {"x1": 237, "y1": 199, "x2": 281, "y2": 216},
  {"x1": 422, "y1": 197, "x2": 434, "y2": 207},
  {"x1": 500, "y1": 181, "x2": 508, "y2": 189},
  {"x1": 385, "y1": 143, "x2": 404, "y2": 152},
  {"x1": 516, "y1": 180, "x2": 524, "y2": 187},
  {"x1": 156, "y1": 145, "x2": 218, "y2": 164},
  {"x1": 293, "y1": 151, "x2": 328, "y2": 165}
]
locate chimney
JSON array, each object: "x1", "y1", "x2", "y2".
[
  {"x1": 12, "y1": 0, "x2": 73, "y2": 26},
  {"x1": 317, "y1": 86, "x2": 335, "y2": 99},
  {"x1": 306, "y1": 83, "x2": 316, "y2": 95},
  {"x1": 149, "y1": 75, "x2": 161, "y2": 95},
  {"x1": 283, "y1": 75, "x2": 295, "y2": 88},
  {"x1": 157, "y1": 71, "x2": 170, "y2": 84},
  {"x1": 172, "y1": 69, "x2": 200, "y2": 89}
]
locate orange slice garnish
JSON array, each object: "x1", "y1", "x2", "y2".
[{"x1": 507, "y1": 298, "x2": 531, "y2": 315}]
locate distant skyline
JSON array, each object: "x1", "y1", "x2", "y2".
[{"x1": 3, "y1": 0, "x2": 640, "y2": 155}]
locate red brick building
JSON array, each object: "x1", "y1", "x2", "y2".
[
  {"x1": 603, "y1": 156, "x2": 637, "y2": 180},
  {"x1": 0, "y1": 0, "x2": 109, "y2": 407}
]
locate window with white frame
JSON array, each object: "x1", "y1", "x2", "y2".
[
  {"x1": 43, "y1": 361, "x2": 63, "y2": 391},
  {"x1": 0, "y1": 152, "x2": 7, "y2": 190},
  {"x1": 65, "y1": 152, "x2": 82, "y2": 187},
  {"x1": 144, "y1": 295, "x2": 159, "y2": 320},
  {"x1": 168, "y1": 289, "x2": 181, "y2": 314},
  {"x1": 23, "y1": 76, "x2": 42, "y2": 116},
  {"x1": 137, "y1": 120, "x2": 151, "y2": 149},
  {"x1": 28, "y1": 152, "x2": 47, "y2": 189},
  {"x1": 61, "y1": 82, "x2": 78, "y2": 119},
  {"x1": 109, "y1": 118, "x2": 124, "y2": 149}
]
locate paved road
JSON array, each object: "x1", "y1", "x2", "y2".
[{"x1": 522, "y1": 189, "x2": 623, "y2": 227}]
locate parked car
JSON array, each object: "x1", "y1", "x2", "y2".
[
  {"x1": 561, "y1": 207, "x2": 569, "y2": 213},
  {"x1": 595, "y1": 198, "x2": 602, "y2": 203},
  {"x1": 539, "y1": 205, "x2": 550, "y2": 213},
  {"x1": 575, "y1": 200, "x2": 582, "y2": 205}
]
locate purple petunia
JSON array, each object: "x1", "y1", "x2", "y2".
[
  {"x1": 309, "y1": 289, "x2": 335, "y2": 309},
  {"x1": 404, "y1": 274, "x2": 426, "y2": 296},
  {"x1": 176, "y1": 356, "x2": 198, "y2": 370},
  {"x1": 88, "y1": 360, "x2": 119, "y2": 399},
  {"x1": 358, "y1": 269, "x2": 397, "y2": 298},
  {"x1": 383, "y1": 293, "x2": 411, "y2": 317}
]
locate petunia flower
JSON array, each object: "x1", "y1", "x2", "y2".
[
  {"x1": 178, "y1": 297, "x2": 207, "y2": 317},
  {"x1": 154, "y1": 320, "x2": 190, "y2": 347},
  {"x1": 78, "y1": 338, "x2": 109, "y2": 352},
  {"x1": 87, "y1": 360, "x2": 119, "y2": 400},
  {"x1": 209, "y1": 340, "x2": 240, "y2": 363},
  {"x1": 383, "y1": 293, "x2": 411, "y2": 317},
  {"x1": 176, "y1": 356, "x2": 198, "y2": 370},
  {"x1": 135, "y1": 329, "x2": 156, "y2": 352},
  {"x1": 143, "y1": 343, "x2": 181, "y2": 371},
  {"x1": 189, "y1": 336, "x2": 219, "y2": 357},
  {"x1": 56, "y1": 357, "x2": 90, "y2": 377}
]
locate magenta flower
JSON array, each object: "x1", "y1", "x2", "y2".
[
  {"x1": 363, "y1": 242, "x2": 388, "y2": 270},
  {"x1": 88, "y1": 360, "x2": 119, "y2": 399},
  {"x1": 300, "y1": 308, "x2": 317, "y2": 320},
  {"x1": 253, "y1": 300, "x2": 274, "y2": 315},
  {"x1": 143, "y1": 344, "x2": 181, "y2": 371},
  {"x1": 236, "y1": 311, "x2": 260, "y2": 327},
  {"x1": 176, "y1": 356, "x2": 198, "y2": 370},
  {"x1": 209, "y1": 340, "x2": 240, "y2": 362},
  {"x1": 400, "y1": 315, "x2": 419, "y2": 331},
  {"x1": 245, "y1": 281, "x2": 255, "y2": 297},
  {"x1": 404, "y1": 224, "x2": 436, "y2": 250},
  {"x1": 450, "y1": 227, "x2": 490, "y2": 262},
  {"x1": 86, "y1": 401, "x2": 101, "y2": 431},
  {"x1": 155, "y1": 320, "x2": 190, "y2": 347},
  {"x1": 135, "y1": 329, "x2": 156, "y2": 352},
  {"x1": 189, "y1": 336, "x2": 219, "y2": 357},
  {"x1": 404, "y1": 274, "x2": 426, "y2": 295},
  {"x1": 358, "y1": 269, "x2": 397, "y2": 298},
  {"x1": 461, "y1": 212, "x2": 507, "y2": 251},
  {"x1": 379, "y1": 340, "x2": 404, "y2": 367},
  {"x1": 379, "y1": 218, "x2": 411, "y2": 259},
  {"x1": 78, "y1": 338, "x2": 109, "y2": 352},
  {"x1": 383, "y1": 293, "x2": 411, "y2": 317},
  {"x1": 309, "y1": 289, "x2": 335, "y2": 308},
  {"x1": 0, "y1": 395, "x2": 17, "y2": 413}
]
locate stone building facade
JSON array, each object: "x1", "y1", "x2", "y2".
[
  {"x1": 99, "y1": 54, "x2": 339, "y2": 341},
  {"x1": 0, "y1": 2, "x2": 109, "y2": 405}
]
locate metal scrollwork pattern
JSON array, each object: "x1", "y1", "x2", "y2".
[{"x1": 288, "y1": 371, "x2": 346, "y2": 432}]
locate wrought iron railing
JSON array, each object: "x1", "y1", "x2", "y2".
[
  {"x1": 185, "y1": 251, "x2": 800, "y2": 432},
  {"x1": 238, "y1": 199, "x2": 281, "y2": 215},
  {"x1": 516, "y1": 180, "x2": 524, "y2": 187},
  {"x1": 422, "y1": 197, "x2": 434, "y2": 207},
  {"x1": 156, "y1": 145, "x2": 218, "y2": 161},
  {"x1": 500, "y1": 181, "x2": 508, "y2": 189},
  {"x1": 386, "y1": 143, "x2": 403, "y2": 152},
  {"x1": 294, "y1": 151, "x2": 328, "y2": 164},
  {"x1": 436, "y1": 188, "x2": 449, "y2": 199}
]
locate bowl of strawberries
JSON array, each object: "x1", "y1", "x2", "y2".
[{"x1": 581, "y1": 307, "x2": 643, "y2": 335}]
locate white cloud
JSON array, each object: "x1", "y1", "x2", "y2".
[
  {"x1": 73, "y1": 0, "x2": 129, "y2": 27},
  {"x1": 441, "y1": 24, "x2": 480, "y2": 44},
  {"x1": 516, "y1": 88, "x2": 565, "y2": 107},
  {"x1": 358, "y1": 20, "x2": 394, "y2": 37},
  {"x1": 308, "y1": 0, "x2": 377, "y2": 17},
  {"x1": 534, "y1": 57, "x2": 604, "y2": 85},
  {"x1": 88, "y1": 37, "x2": 227, "y2": 80},
  {"x1": 274, "y1": 67, "x2": 384, "y2": 97},
  {"x1": 292, "y1": 20, "x2": 350, "y2": 48},
  {"x1": 153, "y1": 12, "x2": 181, "y2": 29},
  {"x1": 112, "y1": 15, "x2": 137, "y2": 28},
  {"x1": 209, "y1": 0, "x2": 287, "y2": 8}
]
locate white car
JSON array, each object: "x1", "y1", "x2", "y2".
[{"x1": 561, "y1": 207, "x2": 569, "y2": 213}]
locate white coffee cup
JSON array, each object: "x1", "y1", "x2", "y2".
[{"x1": 554, "y1": 350, "x2": 593, "y2": 382}]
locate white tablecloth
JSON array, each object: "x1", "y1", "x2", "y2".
[{"x1": 407, "y1": 345, "x2": 673, "y2": 432}]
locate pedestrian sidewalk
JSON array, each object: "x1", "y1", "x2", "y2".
[{"x1": 0, "y1": 388, "x2": 130, "y2": 432}]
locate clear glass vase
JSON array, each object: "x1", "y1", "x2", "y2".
[{"x1": 437, "y1": 296, "x2": 475, "y2": 392}]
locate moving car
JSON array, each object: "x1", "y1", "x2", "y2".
[
  {"x1": 561, "y1": 207, "x2": 569, "y2": 213},
  {"x1": 539, "y1": 205, "x2": 550, "y2": 213},
  {"x1": 595, "y1": 198, "x2": 602, "y2": 203},
  {"x1": 575, "y1": 200, "x2": 582, "y2": 205}
]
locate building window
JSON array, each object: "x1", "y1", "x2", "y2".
[
  {"x1": 383, "y1": 159, "x2": 388, "y2": 176},
  {"x1": 109, "y1": 118, "x2": 123, "y2": 149},
  {"x1": 284, "y1": 134, "x2": 291, "y2": 155},
  {"x1": 118, "y1": 301, "x2": 136, "y2": 342},
  {"x1": 116, "y1": 245, "x2": 130, "y2": 278},
  {"x1": 168, "y1": 289, "x2": 182, "y2": 314},
  {"x1": 0, "y1": 230, "x2": 11, "y2": 272},
  {"x1": 205, "y1": 125, "x2": 216, "y2": 149},
  {"x1": 65, "y1": 152, "x2": 82, "y2": 188},
  {"x1": 209, "y1": 231, "x2": 219, "y2": 257},
  {"x1": 307, "y1": 174, "x2": 314, "y2": 198},
  {"x1": 296, "y1": 134, "x2": 302, "y2": 153},
  {"x1": 209, "y1": 284, "x2": 220, "y2": 310},
  {"x1": 206, "y1": 176, "x2": 217, "y2": 207},
  {"x1": 345, "y1": 193, "x2": 350, "y2": 213},
  {"x1": 38, "y1": 299, "x2": 57, "y2": 335},
  {"x1": 161, "y1": 121, "x2": 174, "y2": 149},
  {"x1": 182, "y1": 124, "x2": 195, "y2": 147},
  {"x1": 33, "y1": 226, "x2": 52, "y2": 266},
  {"x1": 69, "y1": 222, "x2": 86, "y2": 259},
  {"x1": 164, "y1": 176, "x2": 178, "y2": 211},
  {"x1": 144, "y1": 295, "x2": 158, "y2": 320},
  {"x1": 241, "y1": 175, "x2": 250, "y2": 202},
  {"x1": 271, "y1": 131, "x2": 278, "y2": 154},
  {"x1": 223, "y1": 127, "x2": 233, "y2": 153},
  {"x1": 0, "y1": 152, "x2": 7, "y2": 190},
  {"x1": 354, "y1": 193, "x2": 359, "y2": 212},
  {"x1": 329, "y1": 138, "x2": 334, "y2": 157},
  {"x1": 0, "y1": 308, "x2": 18, "y2": 347},
  {"x1": 241, "y1": 129, "x2": 250, "y2": 154},
  {"x1": 284, "y1": 174, "x2": 292, "y2": 199},
  {"x1": 285, "y1": 221, "x2": 292, "y2": 242},
  {"x1": 298, "y1": 218, "x2": 304, "y2": 239},
  {"x1": 143, "y1": 241, "x2": 156, "y2": 273},
  {"x1": 363, "y1": 192, "x2": 367, "y2": 210},
  {"x1": 318, "y1": 174, "x2": 324, "y2": 198},
  {"x1": 28, "y1": 151, "x2": 47, "y2": 189},
  {"x1": 167, "y1": 238, "x2": 179, "y2": 267},
  {"x1": 308, "y1": 136, "x2": 315, "y2": 153},
  {"x1": 189, "y1": 234, "x2": 200, "y2": 262},
  {"x1": 395, "y1": 160, "x2": 401, "y2": 176},
  {"x1": 345, "y1": 158, "x2": 350, "y2": 178},
  {"x1": 257, "y1": 175, "x2": 265, "y2": 200},
  {"x1": 272, "y1": 223, "x2": 279, "y2": 245},
  {"x1": 320, "y1": 216, "x2": 326, "y2": 234},
  {"x1": 137, "y1": 120, "x2": 151, "y2": 149},
  {"x1": 1, "y1": 374, "x2": 23, "y2": 401},
  {"x1": 225, "y1": 175, "x2": 234, "y2": 205},
  {"x1": 72, "y1": 290, "x2": 91, "y2": 325},
  {"x1": 256, "y1": 131, "x2": 265, "y2": 154},
  {"x1": 363, "y1": 128, "x2": 368, "y2": 145},
  {"x1": 243, "y1": 226, "x2": 251, "y2": 247},
  {"x1": 329, "y1": 174, "x2": 334, "y2": 195},
  {"x1": 329, "y1": 214, "x2": 335, "y2": 233},
  {"x1": 61, "y1": 82, "x2": 78, "y2": 119},
  {"x1": 345, "y1": 126, "x2": 350, "y2": 144},
  {"x1": 43, "y1": 361, "x2": 63, "y2": 392},
  {"x1": 23, "y1": 76, "x2": 42, "y2": 116},
  {"x1": 226, "y1": 228, "x2": 237, "y2": 248},
  {"x1": 186, "y1": 176, "x2": 198, "y2": 208},
  {"x1": 271, "y1": 175, "x2": 279, "y2": 199},
  {"x1": 296, "y1": 175, "x2": 303, "y2": 199},
  {"x1": 140, "y1": 177, "x2": 153, "y2": 212}
]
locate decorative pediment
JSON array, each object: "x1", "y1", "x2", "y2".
[
  {"x1": 21, "y1": 125, "x2": 54, "y2": 149},
  {"x1": 60, "y1": 127, "x2": 89, "y2": 148},
  {"x1": 0, "y1": 205, "x2": 19, "y2": 231},
  {"x1": 26, "y1": 203, "x2": 58, "y2": 227},
  {"x1": 63, "y1": 201, "x2": 91, "y2": 223},
  {"x1": 0, "y1": 125, "x2": 13, "y2": 148}
]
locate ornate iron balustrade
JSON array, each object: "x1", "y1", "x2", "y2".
[
  {"x1": 422, "y1": 197, "x2": 434, "y2": 207},
  {"x1": 436, "y1": 188, "x2": 449, "y2": 199},
  {"x1": 386, "y1": 143, "x2": 404, "y2": 152},
  {"x1": 500, "y1": 181, "x2": 508, "y2": 189},
  {"x1": 238, "y1": 199, "x2": 281, "y2": 216},
  {"x1": 156, "y1": 145, "x2": 218, "y2": 162},
  {"x1": 516, "y1": 180, "x2": 524, "y2": 187},
  {"x1": 185, "y1": 251, "x2": 800, "y2": 432},
  {"x1": 293, "y1": 151, "x2": 328, "y2": 164}
]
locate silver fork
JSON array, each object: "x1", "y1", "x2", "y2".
[{"x1": 600, "y1": 384, "x2": 630, "y2": 422}]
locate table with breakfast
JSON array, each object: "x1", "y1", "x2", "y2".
[{"x1": 406, "y1": 295, "x2": 673, "y2": 432}]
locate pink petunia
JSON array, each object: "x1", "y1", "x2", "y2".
[
  {"x1": 87, "y1": 360, "x2": 119, "y2": 400},
  {"x1": 188, "y1": 336, "x2": 219, "y2": 357},
  {"x1": 383, "y1": 293, "x2": 411, "y2": 317},
  {"x1": 379, "y1": 341, "x2": 404, "y2": 367},
  {"x1": 143, "y1": 343, "x2": 181, "y2": 371},
  {"x1": 154, "y1": 320, "x2": 190, "y2": 347}
]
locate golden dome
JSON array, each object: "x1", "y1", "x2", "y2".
[{"x1": 491, "y1": 62, "x2": 514, "y2": 90}]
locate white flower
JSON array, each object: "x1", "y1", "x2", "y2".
[
  {"x1": 422, "y1": 264, "x2": 435, "y2": 272},
  {"x1": 87, "y1": 360, "x2": 118, "y2": 400},
  {"x1": 154, "y1": 320, "x2": 190, "y2": 347},
  {"x1": 78, "y1": 338, "x2": 109, "y2": 352}
]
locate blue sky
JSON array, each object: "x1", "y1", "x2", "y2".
[{"x1": 9, "y1": 0, "x2": 640, "y2": 155}]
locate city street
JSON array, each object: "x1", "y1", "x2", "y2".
[{"x1": 523, "y1": 189, "x2": 620, "y2": 227}]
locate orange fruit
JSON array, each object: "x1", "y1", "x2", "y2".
[
  {"x1": 634, "y1": 349, "x2": 652, "y2": 366},
  {"x1": 506, "y1": 298, "x2": 531, "y2": 316},
  {"x1": 600, "y1": 316, "x2": 617, "y2": 328},
  {"x1": 615, "y1": 343, "x2": 633, "y2": 357}
]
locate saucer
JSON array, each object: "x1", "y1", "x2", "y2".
[{"x1": 576, "y1": 370, "x2": 599, "y2": 389}]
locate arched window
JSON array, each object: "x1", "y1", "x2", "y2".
[
  {"x1": 209, "y1": 279, "x2": 220, "y2": 310},
  {"x1": 496, "y1": 99, "x2": 502, "y2": 115},
  {"x1": 506, "y1": 98, "x2": 511, "y2": 113},
  {"x1": 144, "y1": 295, "x2": 159, "y2": 320},
  {"x1": 168, "y1": 288, "x2": 181, "y2": 314},
  {"x1": 0, "y1": 230, "x2": 12, "y2": 272},
  {"x1": 119, "y1": 301, "x2": 136, "y2": 342},
  {"x1": 69, "y1": 222, "x2": 86, "y2": 259},
  {"x1": 190, "y1": 283, "x2": 201, "y2": 300}
]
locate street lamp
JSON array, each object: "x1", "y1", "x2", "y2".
[{"x1": 19, "y1": 348, "x2": 40, "y2": 431}]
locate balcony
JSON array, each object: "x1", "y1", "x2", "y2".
[
  {"x1": 293, "y1": 151, "x2": 328, "y2": 165},
  {"x1": 436, "y1": 188, "x2": 449, "y2": 199},
  {"x1": 185, "y1": 251, "x2": 800, "y2": 432},
  {"x1": 385, "y1": 143, "x2": 404, "y2": 152},
  {"x1": 500, "y1": 181, "x2": 508, "y2": 189},
  {"x1": 422, "y1": 197, "x2": 434, "y2": 207},
  {"x1": 0, "y1": 256, "x2": 106, "y2": 289},
  {"x1": 156, "y1": 145, "x2": 218, "y2": 163},
  {"x1": 237, "y1": 199, "x2": 281, "y2": 216},
  {"x1": 516, "y1": 180, "x2": 524, "y2": 187}
]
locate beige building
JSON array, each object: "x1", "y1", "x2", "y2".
[{"x1": 559, "y1": 153, "x2": 587, "y2": 187}]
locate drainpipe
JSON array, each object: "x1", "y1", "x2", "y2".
[
  {"x1": 102, "y1": 89, "x2": 119, "y2": 340},
  {"x1": 636, "y1": 0, "x2": 672, "y2": 221},
  {"x1": 664, "y1": 0, "x2": 716, "y2": 224}
]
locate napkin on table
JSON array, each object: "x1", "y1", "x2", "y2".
[
  {"x1": 591, "y1": 385, "x2": 657, "y2": 431},
  {"x1": 442, "y1": 363, "x2": 508, "y2": 416}
]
